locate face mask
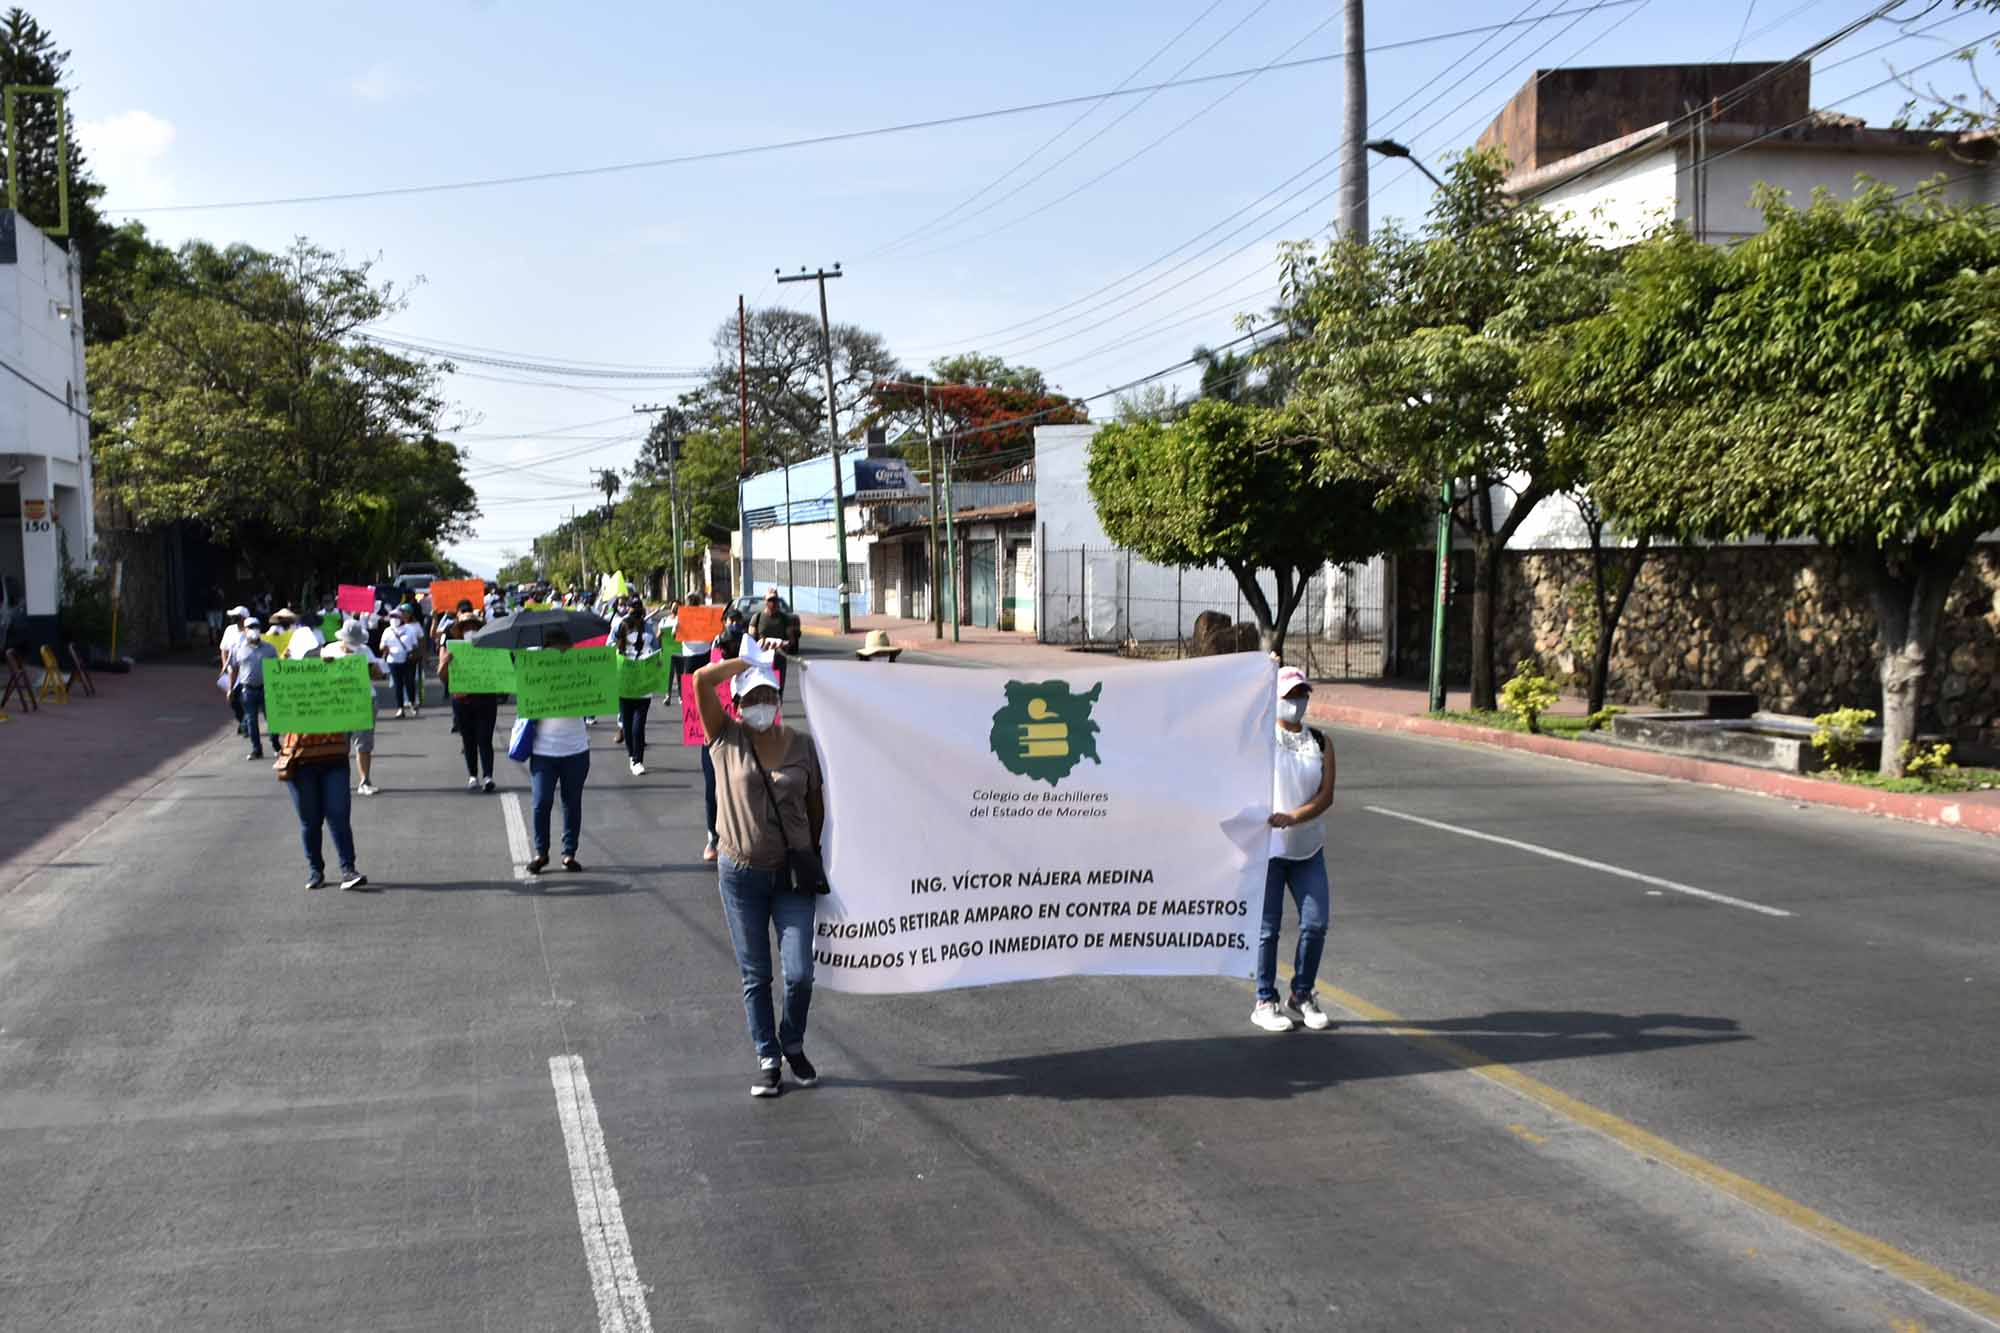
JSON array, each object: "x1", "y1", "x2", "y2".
[
  {"x1": 1277, "y1": 697, "x2": 1308, "y2": 725},
  {"x1": 741, "y1": 703, "x2": 779, "y2": 731}
]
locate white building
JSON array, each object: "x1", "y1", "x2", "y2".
[
  {"x1": 1473, "y1": 62, "x2": 1992, "y2": 550},
  {"x1": 0, "y1": 208, "x2": 93, "y2": 639}
]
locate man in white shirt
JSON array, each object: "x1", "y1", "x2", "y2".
[
  {"x1": 324, "y1": 619, "x2": 391, "y2": 795},
  {"x1": 218, "y1": 605, "x2": 251, "y2": 735}
]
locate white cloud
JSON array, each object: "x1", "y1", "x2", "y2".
[
  {"x1": 75, "y1": 109, "x2": 177, "y2": 207},
  {"x1": 350, "y1": 63, "x2": 399, "y2": 103}
]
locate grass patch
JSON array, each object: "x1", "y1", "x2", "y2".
[
  {"x1": 1819, "y1": 765, "x2": 2000, "y2": 796},
  {"x1": 1430, "y1": 708, "x2": 1592, "y2": 739}
]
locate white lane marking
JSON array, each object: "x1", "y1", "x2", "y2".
[
  {"x1": 549, "y1": 1055, "x2": 653, "y2": 1333},
  {"x1": 503, "y1": 792, "x2": 533, "y2": 879},
  {"x1": 1363, "y1": 805, "x2": 1793, "y2": 918}
]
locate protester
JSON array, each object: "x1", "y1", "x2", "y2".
[
  {"x1": 322, "y1": 619, "x2": 389, "y2": 796},
  {"x1": 439, "y1": 606, "x2": 500, "y2": 793},
  {"x1": 670, "y1": 592, "x2": 711, "y2": 705},
  {"x1": 227, "y1": 621, "x2": 278, "y2": 759},
  {"x1": 1253, "y1": 665, "x2": 1337, "y2": 1033},
  {"x1": 273, "y1": 696, "x2": 373, "y2": 894},
  {"x1": 524, "y1": 630, "x2": 591, "y2": 875},
  {"x1": 271, "y1": 607, "x2": 322, "y2": 659},
  {"x1": 692, "y1": 639, "x2": 825, "y2": 1098},
  {"x1": 219, "y1": 605, "x2": 250, "y2": 735},
  {"x1": 379, "y1": 607, "x2": 424, "y2": 718},
  {"x1": 612, "y1": 602, "x2": 658, "y2": 775}
]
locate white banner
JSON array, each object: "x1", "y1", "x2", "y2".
[{"x1": 799, "y1": 654, "x2": 1275, "y2": 993}]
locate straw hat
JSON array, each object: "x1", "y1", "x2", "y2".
[{"x1": 855, "y1": 629, "x2": 902, "y2": 661}]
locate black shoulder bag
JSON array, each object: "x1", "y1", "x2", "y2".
[{"x1": 749, "y1": 738, "x2": 830, "y2": 895}]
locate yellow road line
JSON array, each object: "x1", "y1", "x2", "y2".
[{"x1": 1292, "y1": 971, "x2": 2000, "y2": 1324}]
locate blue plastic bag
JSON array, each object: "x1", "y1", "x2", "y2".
[{"x1": 507, "y1": 717, "x2": 536, "y2": 762}]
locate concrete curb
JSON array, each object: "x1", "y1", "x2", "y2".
[{"x1": 1311, "y1": 703, "x2": 2000, "y2": 838}]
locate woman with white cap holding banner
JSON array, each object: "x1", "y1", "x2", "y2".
[
  {"x1": 1254, "y1": 664, "x2": 1337, "y2": 1034},
  {"x1": 692, "y1": 636, "x2": 825, "y2": 1099}
]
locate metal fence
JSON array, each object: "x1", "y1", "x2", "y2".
[{"x1": 1039, "y1": 545, "x2": 1387, "y2": 679}]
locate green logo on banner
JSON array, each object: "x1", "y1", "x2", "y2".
[{"x1": 988, "y1": 680, "x2": 1102, "y2": 786}]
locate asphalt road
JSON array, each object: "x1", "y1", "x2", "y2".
[{"x1": 1, "y1": 638, "x2": 1996, "y2": 1331}]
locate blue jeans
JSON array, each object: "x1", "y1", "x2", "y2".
[
  {"x1": 716, "y1": 852, "x2": 816, "y2": 1061},
  {"x1": 528, "y1": 750, "x2": 590, "y2": 856},
  {"x1": 242, "y1": 683, "x2": 266, "y2": 755},
  {"x1": 618, "y1": 697, "x2": 649, "y2": 762},
  {"x1": 700, "y1": 744, "x2": 717, "y2": 838},
  {"x1": 286, "y1": 760, "x2": 357, "y2": 877},
  {"x1": 390, "y1": 660, "x2": 419, "y2": 709},
  {"x1": 1256, "y1": 850, "x2": 1330, "y2": 1004}
]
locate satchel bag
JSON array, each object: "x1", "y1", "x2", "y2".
[
  {"x1": 507, "y1": 717, "x2": 537, "y2": 763},
  {"x1": 273, "y1": 732, "x2": 348, "y2": 781},
  {"x1": 749, "y1": 739, "x2": 829, "y2": 895}
]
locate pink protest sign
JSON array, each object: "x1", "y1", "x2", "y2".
[
  {"x1": 679, "y1": 649, "x2": 781, "y2": 745},
  {"x1": 336, "y1": 584, "x2": 375, "y2": 614}
]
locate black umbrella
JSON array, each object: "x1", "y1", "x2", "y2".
[{"x1": 464, "y1": 607, "x2": 609, "y2": 650}]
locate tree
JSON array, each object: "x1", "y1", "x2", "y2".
[
  {"x1": 496, "y1": 550, "x2": 538, "y2": 586},
  {"x1": 1087, "y1": 399, "x2": 1419, "y2": 655},
  {"x1": 869, "y1": 352, "x2": 1088, "y2": 478},
  {"x1": 1277, "y1": 149, "x2": 1620, "y2": 708},
  {"x1": 678, "y1": 306, "x2": 900, "y2": 472},
  {"x1": 1541, "y1": 184, "x2": 2000, "y2": 776},
  {"x1": 88, "y1": 239, "x2": 478, "y2": 600}
]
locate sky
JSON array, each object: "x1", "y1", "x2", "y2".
[{"x1": 57, "y1": 0, "x2": 1991, "y2": 577}]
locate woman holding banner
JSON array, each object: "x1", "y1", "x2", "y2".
[
  {"x1": 693, "y1": 640, "x2": 824, "y2": 1099},
  {"x1": 440, "y1": 607, "x2": 500, "y2": 793},
  {"x1": 1254, "y1": 665, "x2": 1338, "y2": 1034},
  {"x1": 612, "y1": 603, "x2": 659, "y2": 775}
]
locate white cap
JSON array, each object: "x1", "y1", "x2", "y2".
[
  {"x1": 227, "y1": 605, "x2": 250, "y2": 617},
  {"x1": 1276, "y1": 666, "x2": 1310, "y2": 698},
  {"x1": 732, "y1": 665, "x2": 783, "y2": 699}
]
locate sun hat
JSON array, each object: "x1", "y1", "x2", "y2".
[
  {"x1": 731, "y1": 664, "x2": 783, "y2": 699},
  {"x1": 1276, "y1": 665, "x2": 1311, "y2": 699},
  {"x1": 271, "y1": 607, "x2": 298, "y2": 622},
  {"x1": 339, "y1": 619, "x2": 367, "y2": 645},
  {"x1": 856, "y1": 629, "x2": 902, "y2": 661}
]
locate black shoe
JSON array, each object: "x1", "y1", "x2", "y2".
[
  {"x1": 562, "y1": 855, "x2": 583, "y2": 872},
  {"x1": 245, "y1": 750, "x2": 263, "y2": 760},
  {"x1": 752, "y1": 1060, "x2": 783, "y2": 1098},
  {"x1": 526, "y1": 854, "x2": 547, "y2": 876},
  {"x1": 339, "y1": 870, "x2": 375, "y2": 892},
  {"x1": 481, "y1": 778, "x2": 496, "y2": 793},
  {"x1": 782, "y1": 1048, "x2": 818, "y2": 1087}
]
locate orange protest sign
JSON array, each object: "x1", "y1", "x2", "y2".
[
  {"x1": 429, "y1": 579, "x2": 485, "y2": 615},
  {"x1": 674, "y1": 604, "x2": 725, "y2": 642}
]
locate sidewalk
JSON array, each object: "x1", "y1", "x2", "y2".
[
  {"x1": 0, "y1": 657, "x2": 235, "y2": 895},
  {"x1": 799, "y1": 613, "x2": 2000, "y2": 837}
]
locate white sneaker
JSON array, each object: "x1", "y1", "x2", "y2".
[
  {"x1": 1287, "y1": 994, "x2": 1335, "y2": 1031},
  {"x1": 1251, "y1": 1000, "x2": 1295, "y2": 1033},
  {"x1": 467, "y1": 776, "x2": 481, "y2": 790},
  {"x1": 394, "y1": 707, "x2": 406, "y2": 719},
  {"x1": 630, "y1": 760, "x2": 645, "y2": 775},
  {"x1": 356, "y1": 782, "x2": 378, "y2": 797}
]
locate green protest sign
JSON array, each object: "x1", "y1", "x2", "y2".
[
  {"x1": 265, "y1": 655, "x2": 374, "y2": 733},
  {"x1": 515, "y1": 646, "x2": 618, "y2": 719},
  {"x1": 447, "y1": 644, "x2": 516, "y2": 694},
  {"x1": 319, "y1": 612, "x2": 343, "y2": 641},
  {"x1": 617, "y1": 652, "x2": 667, "y2": 698}
]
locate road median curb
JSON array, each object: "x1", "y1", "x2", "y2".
[{"x1": 1311, "y1": 703, "x2": 2000, "y2": 838}]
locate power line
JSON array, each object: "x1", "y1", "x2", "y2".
[
  {"x1": 359, "y1": 331, "x2": 702, "y2": 378},
  {"x1": 106, "y1": 4, "x2": 1644, "y2": 216},
  {"x1": 866, "y1": 0, "x2": 1235, "y2": 258}
]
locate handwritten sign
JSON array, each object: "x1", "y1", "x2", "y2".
[
  {"x1": 319, "y1": 612, "x2": 344, "y2": 641},
  {"x1": 617, "y1": 653, "x2": 667, "y2": 698},
  {"x1": 429, "y1": 579, "x2": 485, "y2": 616},
  {"x1": 674, "y1": 604, "x2": 725, "y2": 643},
  {"x1": 446, "y1": 644, "x2": 516, "y2": 695},
  {"x1": 265, "y1": 655, "x2": 374, "y2": 733},
  {"x1": 336, "y1": 584, "x2": 375, "y2": 614},
  {"x1": 265, "y1": 629, "x2": 294, "y2": 659},
  {"x1": 514, "y1": 646, "x2": 618, "y2": 720}
]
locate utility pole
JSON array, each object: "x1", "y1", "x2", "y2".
[
  {"x1": 1339, "y1": 0, "x2": 1368, "y2": 240},
  {"x1": 924, "y1": 381, "x2": 943, "y2": 640},
  {"x1": 777, "y1": 263, "x2": 853, "y2": 633},
  {"x1": 634, "y1": 404, "x2": 686, "y2": 602},
  {"x1": 737, "y1": 295, "x2": 750, "y2": 475},
  {"x1": 943, "y1": 427, "x2": 960, "y2": 644}
]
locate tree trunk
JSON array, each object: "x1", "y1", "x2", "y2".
[
  {"x1": 1588, "y1": 532, "x2": 1651, "y2": 717},
  {"x1": 1469, "y1": 535, "x2": 1499, "y2": 710},
  {"x1": 1856, "y1": 537, "x2": 1973, "y2": 777},
  {"x1": 1227, "y1": 559, "x2": 1279, "y2": 655}
]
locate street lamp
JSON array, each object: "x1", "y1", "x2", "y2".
[
  {"x1": 1365, "y1": 137, "x2": 1446, "y2": 190},
  {"x1": 1366, "y1": 137, "x2": 1452, "y2": 711}
]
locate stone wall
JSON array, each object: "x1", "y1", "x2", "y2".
[{"x1": 1495, "y1": 542, "x2": 2000, "y2": 743}]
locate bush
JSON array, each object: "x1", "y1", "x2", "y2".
[
  {"x1": 1810, "y1": 708, "x2": 1876, "y2": 768},
  {"x1": 1901, "y1": 740, "x2": 1955, "y2": 780},
  {"x1": 59, "y1": 554, "x2": 115, "y2": 653},
  {"x1": 1499, "y1": 659, "x2": 1562, "y2": 734},
  {"x1": 1585, "y1": 705, "x2": 1624, "y2": 732}
]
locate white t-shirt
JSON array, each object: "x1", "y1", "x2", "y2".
[
  {"x1": 380, "y1": 622, "x2": 423, "y2": 663},
  {"x1": 532, "y1": 715, "x2": 590, "y2": 757},
  {"x1": 219, "y1": 623, "x2": 244, "y2": 659},
  {"x1": 1270, "y1": 724, "x2": 1327, "y2": 861},
  {"x1": 284, "y1": 626, "x2": 323, "y2": 658}
]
